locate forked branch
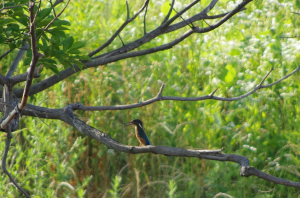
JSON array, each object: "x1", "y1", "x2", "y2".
[
  {"x1": 11, "y1": 0, "x2": 251, "y2": 98},
  {"x1": 65, "y1": 66, "x2": 300, "y2": 111}
]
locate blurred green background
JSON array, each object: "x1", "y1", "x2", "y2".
[{"x1": 1, "y1": 0, "x2": 300, "y2": 197}]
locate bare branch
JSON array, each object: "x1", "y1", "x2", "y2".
[
  {"x1": 12, "y1": 0, "x2": 250, "y2": 97},
  {"x1": 5, "y1": 40, "x2": 30, "y2": 78},
  {"x1": 55, "y1": 109, "x2": 300, "y2": 188},
  {"x1": 193, "y1": 0, "x2": 250, "y2": 33},
  {"x1": 261, "y1": 66, "x2": 300, "y2": 88},
  {"x1": 51, "y1": 0, "x2": 64, "y2": 8},
  {"x1": 126, "y1": 1, "x2": 130, "y2": 20},
  {"x1": 291, "y1": 11, "x2": 300, "y2": 16},
  {"x1": 156, "y1": 83, "x2": 165, "y2": 99},
  {"x1": 201, "y1": 0, "x2": 218, "y2": 15},
  {"x1": 67, "y1": 66, "x2": 298, "y2": 111},
  {"x1": 1, "y1": 86, "x2": 30, "y2": 197},
  {"x1": 10, "y1": 65, "x2": 43, "y2": 85},
  {"x1": 279, "y1": 35, "x2": 300, "y2": 39},
  {"x1": 20, "y1": 65, "x2": 298, "y2": 115},
  {"x1": 36, "y1": 0, "x2": 70, "y2": 41},
  {"x1": 161, "y1": 0, "x2": 175, "y2": 24},
  {"x1": 0, "y1": 49, "x2": 14, "y2": 61},
  {"x1": 143, "y1": 1, "x2": 149, "y2": 34},
  {"x1": 88, "y1": 0, "x2": 150, "y2": 57},
  {"x1": 170, "y1": 6, "x2": 195, "y2": 29},
  {"x1": 209, "y1": 88, "x2": 218, "y2": 98},
  {"x1": 19, "y1": 0, "x2": 40, "y2": 109},
  {"x1": 0, "y1": 2, "x2": 29, "y2": 12},
  {"x1": 118, "y1": 34, "x2": 125, "y2": 46},
  {"x1": 2, "y1": 127, "x2": 30, "y2": 197},
  {"x1": 33, "y1": 0, "x2": 42, "y2": 24},
  {"x1": 257, "y1": 67, "x2": 273, "y2": 88},
  {"x1": 161, "y1": 0, "x2": 200, "y2": 28}
]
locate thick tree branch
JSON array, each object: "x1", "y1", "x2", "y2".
[
  {"x1": 1, "y1": 86, "x2": 30, "y2": 197},
  {"x1": 12, "y1": 0, "x2": 250, "y2": 98},
  {"x1": 14, "y1": 62, "x2": 300, "y2": 189},
  {"x1": 10, "y1": 65, "x2": 42, "y2": 86},
  {"x1": 0, "y1": 73, "x2": 7, "y2": 86},
  {"x1": 0, "y1": 0, "x2": 40, "y2": 131},
  {"x1": 41, "y1": 106, "x2": 300, "y2": 188}
]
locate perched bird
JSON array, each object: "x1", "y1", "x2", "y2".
[{"x1": 125, "y1": 119, "x2": 151, "y2": 146}]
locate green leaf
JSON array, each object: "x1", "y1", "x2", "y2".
[
  {"x1": 71, "y1": 60, "x2": 85, "y2": 70},
  {"x1": 38, "y1": 17, "x2": 53, "y2": 27},
  {"x1": 58, "y1": 59, "x2": 73, "y2": 69},
  {"x1": 0, "y1": 34, "x2": 5, "y2": 44},
  {"x1": 44, "y1": 62, "x2": 59, "y2": 75},
  {"x1": 52, "y1": 20, "x2": 71, "y2": 26},
  {"x1": 12, "y1": 16, "x2": 28, "y2": 27},
  {"x1": 225, "y1": 64, "x2": 236, "y2": 83},
  {"x1": 2, "y1": 18, "x2": 15, "y2": 25},
  {"x1": 37, "y1": 8, "x2": 52, "y2": 21},
  {"x1": 68, "y1": 49, "x2": 81, "y2": 54},
  {"x1": 62, "y1": 36, "x2": 74, "y2": 52},
  {"x1": 47, "y1": 29, "x2": 66, "y2": 38},
  {"x1": 9, "y1": 42, "x2": 16, "y2": 49},
  {"x1": 23, "y1": 57, "x2": 31, "y2": 66},
  {"x1": 69, "y1": 41, "x2": 85, "y2": 50},
  {"x1": 77, "y1": 55, "x2": 92, "y2": 61}
]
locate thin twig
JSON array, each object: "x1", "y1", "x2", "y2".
[
  {"x1": 161, "y1": 0, "x2": 175, "y2": 24},
  {"x1": 209, "y1": 88, "x2": 218, "y2": 98},
  {"x1": 6, "y1": 40, "x2": 30, "y2": 78},
  {"x1": 63, "y1": 66, "x2": 299, "y2": 111},
  {"x1": 170, "y1": 5, "x2": 195, "y2": 28},
  {"x1": 49, "y1": 0, "x2": 57, "y2": 17},
  {"x1": 2, "y1": 85, "x2": 30, "y2": 197},
  {"x1": 126, "y1": 0, "x2": 129, "y2": 19},
  {"x1": 279, "y1": 35, "x2": 300, "y2": 39},
  {"x1": 2, "y1": 127, "x2": 31, "y2": 197},
  {"x1": 33, "y1": 0, "x2": 42, "y2": 24},
  {"x1": 143, "y1": 1, "x2": 149, "y2": 34},
  {"x1": 36, "y1": 0, "x2": 70, "y2": 41},
  {"x1": 0, "y1": 49, "x2": 14, "y2": 61},
  {"x1": 257, "y1": 67, "x2": 273, "y2": 88},
  {"x1": 0, "y1": 2, "x2": 29, "y2": 12},
  {"x1": 88, "y1": 0, "x2": 150, "y2": 57},
  {"x1": 118, "y1": 35, "x2": 125, "y2": 46},
  {"x1": 291, "y1": 11, "x2": 300, "y2": 16}
]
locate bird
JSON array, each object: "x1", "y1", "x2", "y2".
[{"x1": 125, "y1": 119, "x2": 151, "y2": 146}]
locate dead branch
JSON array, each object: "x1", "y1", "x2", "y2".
[{"x1": 21, "y1": 105, "x2": 300, "y2": 188}]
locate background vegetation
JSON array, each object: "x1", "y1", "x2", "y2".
[{"x1": 1, "y1": 0, "x2": 300, "y2": 197}]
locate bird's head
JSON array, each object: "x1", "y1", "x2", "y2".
[{"x1": 125, "y1": 119, "x2": 143, "y2": 127}]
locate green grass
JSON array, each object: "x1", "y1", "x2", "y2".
[{"x1": 1, "y1": 0, "x2": 300, "y2": 197}]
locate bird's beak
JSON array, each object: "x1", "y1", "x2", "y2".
[{"x1": 124, "y1": 121, "x2": 134, "y2": 126}]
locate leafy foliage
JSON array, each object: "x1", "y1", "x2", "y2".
[
  {"x1": 1, "y1": 0, "x2": 300, "y2": 197},
  {"x1": 0, "y1": 0, "x2": 90, "y2": 75}
]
